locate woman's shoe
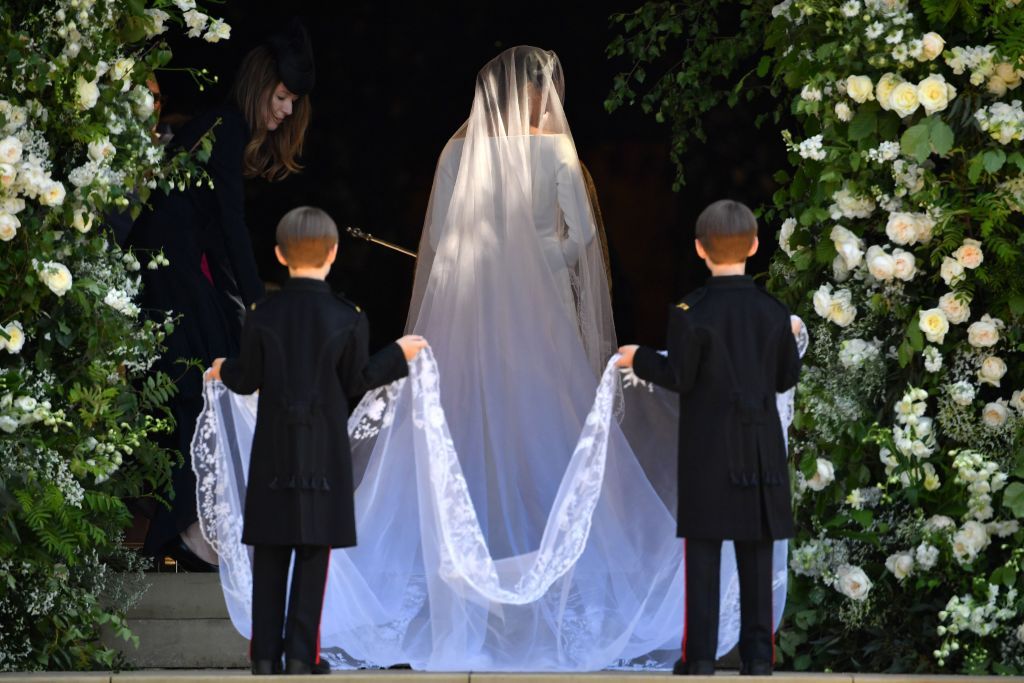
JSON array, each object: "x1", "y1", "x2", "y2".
[{"x1": 163, "y1": 538, "x2": 218, "y2": 573}]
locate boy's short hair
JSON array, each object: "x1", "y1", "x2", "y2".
[
  {"x1": 695, "y1": 199, "x2": 758, "y2": 264},
  {"x1": 276, "y1": 206, "x2": 339, "y2": 268}
]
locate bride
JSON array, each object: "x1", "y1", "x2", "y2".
[{"x1": 194, "y1": 46, "x2": 793, "y2": 671}]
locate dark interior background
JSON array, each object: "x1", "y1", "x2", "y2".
[{"x1": 158, "y1": 0, "x2": 786, "y2": 348}]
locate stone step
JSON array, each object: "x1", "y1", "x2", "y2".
[{"x1": 128, "y1": 574, "x2": 230, "y2": 620}]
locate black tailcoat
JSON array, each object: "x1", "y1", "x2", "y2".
[
  {"x1": 633, "y1": 275, "x2": 801, "y2": 541},
  {"x1": 219, "y1": 278, "x2": 408, "y2": 548}
]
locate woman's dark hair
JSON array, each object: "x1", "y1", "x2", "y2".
[{"x1": 229, "y1": 45, "x2": 311, "y2": 182}]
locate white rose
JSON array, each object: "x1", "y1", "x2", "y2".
[
  {"x1": 978, "y1": 356, "x2": 1007, "y2": 387},
  {"x1": 967, "y1": 319, "x2": 1000, "y2": 348},
  {"x1": 39, "y1": 181, "x2": 66, "y2": 207},
  {"x1": 133, "y1": 88, "x2": 155, "y2": 119},
  {"x1": 959, "y1": 520, "x2": 991, "y2": 553},
  {"x1": 779, "y1": 217, "x2": 797, "y2": 256},
  {"x1": 982, "y1": 401, "x2": 1009, "y2": 428},
  {"x1": 875, "y1": 73, "x2": 901, "y2": 111},
  {"x1": 953, "y1": 238, "x2": 983, "y2": 269},
  {"x1": 925, "y1": 515, "x2": 955, "y2": 533},
  {"x1": 865, "y1": 245, "x2": 896, "y2": 281},
  {"x1": 918, "y1": 32, "x2": 945, "y2": 61},
  {"x1": 72, "y1": 209, "x2": 93, "y2": 233},
  {"x1": 0, "y1": 135, "x2": 23, "y2": 164},
  {"x1": 918, "y1": 307, "x2": 950, "y2": 344},
  {"x1": 75, "y1": 76, "x2": 100, "y2": 110},
  {"x1": 15, "y1": 396, "x2": 36, "y2": 412},
  {"x1": 144, "y1": 8, "x2": 170, "y2": 37},
  {"x1": 835, "y1": 564, "x2": 872, "y2": 601},
  {"x1": 0, "y1": 416, "x2": 17, "y2": 433},
  {"x1": 996, "y1": 62, "x2": 1022, "y2": 89},
  {"x1": 88, "y1": 138, "x2": 116, "y2": 162},
  {"x1": 938, "y1": 292, "x2": 971, "y2": 324},
  {"x1": 831, "y1": 224, "x2": 864, "y2": 269},
  {"x1": 891, "y1": 248, "x2": 916, "y2": 280},
  {"x1": 940, "y1": 256, "x2": 966, "y2": 286},
  {"x1": 813, "y1": 284, "x2": 833, "y2": 319},
  {"x1": 988, "y1": 75, "x2": 1009, "y2": 97},
  {"x1": 828, "y1": 289, "x2": 857, "y2": 327},
  {"x1": 1011, "y1": 390, "x2": 1024, "y2": 414},
  {"x1": 806, "y1": 458, "x2": 835, "y2": 491},
  {"x1": 885, "y1": 212, "x2": 919, "y2": 245},
  {"x1": 832, "y1": 254, "x2": 851, "y2": 282},
  {"x1": 111, "y1": 58, "x2": 135, "y2": 84},
  {"x1": 915, "y1": 543, "x2": 939, "y2": 570},
  {"x1": 890, "y1": 81, "x2": 921, "y2": 118},
  {"x1": 38, "y1": 261, "x2": 73, "y2": 296},
  {"x1": 885, "y1": 552, "x2": 915, "y2": 580},
  {"x1": 847, "y1": 75, "x2": 875, "y2": 104},
  {"x1": 0, "y1": 163, "x2": 16, "y2": 189},
  {"x1": 0, "y1": 212, "x2": 19, "y2": 241},
  {"x1": 914, "y1": 213, "x2": 935, "y2": 244},
  {"x1": 835, "y1": 102, "x2": 853, "y2": 122},
  {"x1": 3, "y1": 197, "x2": 25, "y2": 215},
  {"x1": 917, "y1": 74, "x2": 953, "y2": 115},
  {"x1": 2, "y1": 321, "x2": 25, "y2": 354}
]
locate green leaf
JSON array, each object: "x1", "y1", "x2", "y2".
[
  {"x1": 897, "y1": 340, "x2": 913, "y2": 368},
  {"x1": 756, "y1": 55, "x2": 772, "y2": 78},
  {"x1": 848, "y1": 108, "x2": 877, "y2": 141},
  {"x1": 906, "y1": 313, "x2": 924, "y2": 351},
  {"x1": 983, "y1": 148, "x2": 1007, "y2": 174},
  {"x1": 900, "y1": 123, "x2": 931, "y2": 163},
  {"x1": 1009, "y1": 293, "x2": 1024, "y2": 316},
  {"x1": 1003, "y1": 482, "x2": 1024, "y2": 518},
  {"x1": 929, "y1": 119, "x2": 954, "y2": 156},
  {"x1": 968, "y1": 153, "x2": 985, "y2": 183},
  {"x1": 850, "y1": 509, "x2": 873, "y2": 527}
]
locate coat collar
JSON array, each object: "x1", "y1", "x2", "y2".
[
  {"x1": 283, "y1": 277, "x2": 332, "y2": 293},
  {"x1": 705, "y1": 274, "x2": 755, "y2": 289}
]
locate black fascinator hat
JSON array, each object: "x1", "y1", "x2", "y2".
[{"x1": 267, "y1": 18, "x2": 315, "y2": 96}]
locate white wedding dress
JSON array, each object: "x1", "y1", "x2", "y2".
[{"x1": 192, "y1": 46, "x2": 806, "y2": 671}]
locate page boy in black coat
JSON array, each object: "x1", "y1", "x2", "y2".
[
  {"x1": 207, "y1": 207, "x2": 428, "y2": 675},
  {"x1": 617, "y1": 200, "x2": 802, "y2": 676}
]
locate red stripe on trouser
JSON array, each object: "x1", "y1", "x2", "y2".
[
  {"x1": 770, "y1": 577, "x2": 776, "y2": 666},
  {"x1": 315, "y1": 552, "x2": 331, "y2": 664},
  {"x1": 681, "y1": 538, "x2": 688, "y2": 662}
]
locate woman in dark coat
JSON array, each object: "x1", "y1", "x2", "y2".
[{"x1": 130, "y1": 20, "x2": 315, "y2": 568}]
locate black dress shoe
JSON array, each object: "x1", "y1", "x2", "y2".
[
  {"x1": 673, "y1": 659, "x2": 715, "y2": 675},
  {"x1": 311, "y1": 659, "x2": 331, "y2": 675},
  {"x1": 740, "y1": 661, "x2": 773, "y2": 676},
  {"x1": 285, "y1": 659, "x2": 312, "y2": 675},
  {"x1": 251, "y1": 659, "x2": 282, "y2": 675},
  {"x1": 163, "y1": 538, "x2": 218, "y2": 573}
]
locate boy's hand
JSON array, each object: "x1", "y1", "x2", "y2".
[
  {"x1": 791, "y1": 317, "x2": 804, "y2": 339},
  {"x1": 205, "y1": 358, "x2": 225, "y2": 382},
  {"x1": 397, "y1": 335, "x2": 429, "y2": 361},
  {"x1": 616, "y1": 345, "x2": 639, "y2": 368}
]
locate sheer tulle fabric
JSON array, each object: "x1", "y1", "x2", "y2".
[{"x1": 192, "y1": 46, "x2": 805, "y2": 671}]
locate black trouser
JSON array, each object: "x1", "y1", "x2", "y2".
[
  {"x1": 682, "y1": 538, "x2": 775, "y2": 665},
  {"x1": 251, "y1": 545, "x2": 331, "y2": 664}
]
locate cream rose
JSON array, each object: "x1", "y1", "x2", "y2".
[
  {"x1": 835, "y1": 102, "x2": 853, "y2": 122},
  {"x1": 2, "y1": 321, "x2": 25, "y2": 354},
  {"x1": 918, "y1": 32, "x2": 945, "y2": 61},
  {"x1": 806, "y1": 458, "x2": 836, "y2": 491},
  {"x1": 3, "y1": 197, "x2": 24, "y2": 215},
  {"x1": 813, "y1": 284, "x2": 832, "y2": 319},
  {"x1": 0, "y1": 212, "x2": 19, "y2": 241},
  {"x1": 866, "y1": 245, "x2": 896, "y2": 281},
  {"x1": 953, "y1": 238, "x2": 984, "y2": 269},
  {"x1": 835, "y1": 565, "x2": 872, "y2": 601},
  {"x1": 72, "y1": 209, "x2": 93, "y2": 234},
  {"x1": 940, "y1": 256, "x2": 965, "y2": 286},
  {"x1": 38, "y1": 261, "x2": 73, "y2": 296},
  {"x1": 875, "y1": 73, "x2": 901, "y2": 111},
  {"x1": 889, "y1": 81, "x2": 921, "y2": 118},
  {"x1": 0, "y1": 135, "x2": 23, "y2": 164},
  {"x1": 979, "y1": 356, "x2": 1007, "y2": 387},
  {"x1": 88, "y1": 138, "x2": 116, "y2": 162},
  {"x1": 914, "y1": 214, "x2": 935, "y2": 243},
  {"x1": 952, "y1": 520, "x2": 990, "y2": 564},
  {"x1": 885, "y1": 552, "x2": 915, "y2": 580},
  {"x1": 1011, "y1": 390, "x2": 1024, "y2": 414},
  {"x1": 832, "y1": 255, "x2": 851, "y2": 282},
  {"x1": 846, "y1": 75, "x2": 875, "y2": 104},
  {"x1": 967, "y1": 318, "x2": 1000, "y2": 348},
  {"x1": 988, "y1": 75, "x2": 1009, "y2": 97},
  {"x1": 996, "y1": 62, "x2": 1022, "y2": 89},
  {"x1": 917, "y1": 74, "x2": 953, "y2": 115},
  {"x1": 892, "y1": 248, "x2": 917, "y2": 281},
  {"x1": 918, "y1": 307, "x2": 950, "y2": 344},
  {"x1": 982, "y1": 401, "x2": 1009, "y2": 428},
  {"x1": 779, "y1": 217, "x2": 797, "y2": 256},
  {"x1": 0, "y1": 163, "x2": 15, "y2": 189},
  {"x1": 828, "y1": 289, "x2": 857, "y2": 327},
  {"x1": 75, "y1": 76, "x2": 100, "y2": 110},
  {"x1": 831, "y1": 224, "x2": 864, "y2": 269},
  {"x1": 885, "y1": 212, "x2": 918, "y2": 245},
  {"x1": 938, "y1": 292, "x2": 970, "y2": 324},
  {"x1": 111, "y1": 57, "x2": 135, "y2": 84},
  {"x1": 39, "y1": 181, "x2": 66, "y2": 207}
]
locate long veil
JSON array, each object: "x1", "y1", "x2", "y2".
[{"x1": 192, "y1": 46, "x2": 801, "y2": 671}]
